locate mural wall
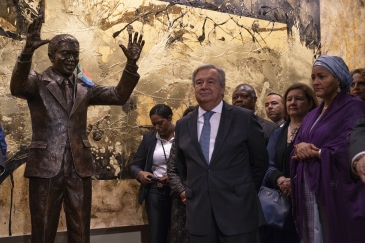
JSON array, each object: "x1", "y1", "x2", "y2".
[
  {"x1": 2, "y1": 0, "x2": 358, "y2": 237},
  {"x1": 320, "y1": 0, "x2": 365, "y2": 70}
]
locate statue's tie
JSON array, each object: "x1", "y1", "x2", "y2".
[
  {"x1": 199, "y1": 111, "x2": 214, "y2": 164},
  {"x1": 64, "y1": 79, "x2": 73, "y2": 113}
]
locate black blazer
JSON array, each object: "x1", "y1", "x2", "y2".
[
  {"x1": 350, "y1": 118, "x2": 365, "y2": 175},
  {"x1": 129, "y1": 132, "x2": 157, "y2": 204},
  {"x1": 175, "y1": 101, "x2": 268, "y2": 236},
  {"x1": 257, "y1": 115, "x2": 279, "y2": 144},
  {"x1": 0, "y1": 149, "x2": 4, "y2": 169}
]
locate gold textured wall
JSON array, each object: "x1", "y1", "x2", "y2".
[
  {"x1": 1, "y1": 0, "x2": 359, "y2": 237},
  {"x1": 320, "y1": 0, "x2": 365, "y2": 70}
]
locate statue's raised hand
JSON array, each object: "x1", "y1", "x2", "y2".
[
  {"x1": 24, "y1": 15, "x2": 50, "y2": 53},
  {"x1": 120, "y1": 32, "x2": 145, "y2": 66}
]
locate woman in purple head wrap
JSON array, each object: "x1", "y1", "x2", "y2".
[{"x1": 291, "y1": 55, "x2": 365, "y2": 243}]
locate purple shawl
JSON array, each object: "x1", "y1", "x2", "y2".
[{"x1": 291, "y1": 91, "x2": 365, "y2": 243}]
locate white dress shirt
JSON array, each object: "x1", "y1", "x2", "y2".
[
  {"x1": 152, "y1": 132, "x2": 174, "y2": 178},
  {"x1": 197, "y1": 101, "x2": 223, "y2": 162}
]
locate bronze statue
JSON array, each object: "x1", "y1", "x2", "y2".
[{"x1": 10, "y1": 15, "x2": 144, "y2": 243}]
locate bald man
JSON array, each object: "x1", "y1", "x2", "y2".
[{"x1": 232, "y1": 84, "x2": 278, "y2": 144}]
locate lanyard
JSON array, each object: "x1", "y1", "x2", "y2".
[{"x1": 160, "y1": 140, "x2": 168, "y2": 164}]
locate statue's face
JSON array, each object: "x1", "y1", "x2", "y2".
[{"x1": 49, "y1": 41, "x2": 79, "y2": 77}]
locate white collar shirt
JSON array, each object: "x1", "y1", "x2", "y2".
[{"x1": 152, "y1": 132, "x2": 174, "y2": 178}]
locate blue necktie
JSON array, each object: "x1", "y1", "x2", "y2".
[{"x1": 199, "y1": 111, "x2": 215, "y2": 164}]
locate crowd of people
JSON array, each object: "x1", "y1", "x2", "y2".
[
  {"x1": 130, "y1": 57, "x2": 365, "y2": 243},
  {"x1": 1, "y1": 16, "x2": 365, "y2": 243}
]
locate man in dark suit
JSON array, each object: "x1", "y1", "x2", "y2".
[
  {"x1": 350, "y1": 118, "x2": 365, "y2": 183},
  {"x1": 232, "y1": 84, "x2": 278, "y2": 144},
  {"x1": 175, "y1": 64, "x2": 268, "y2": 242},
  {"x1": 10, "y1": 16, "x2": 144, "y2": 243}
]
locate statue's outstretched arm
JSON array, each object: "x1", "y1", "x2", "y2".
[{"x1": 10, "y1": 16, "x2": 49, "y2": 98}]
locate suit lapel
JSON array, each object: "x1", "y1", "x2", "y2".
[
  {"x1": 188, "y1": 110, "x2": 207, "y2": 164},
  {"x1": 71, "y1": 83, "x2": 87, "y2": 115},
  {"x1": 46, "y1": 81, "x2": 68, "y2": 112},
  {"x1": 210, "y1": 102, "x2": 233, "y2": 165},
  {"x1": 44, "y1": 68, "x2": 78, "y2": 113},
  {"x1": 145, "y1": 133, "x2": 157, "y2": 171},
  {"x1": 257, "y1": 116, "x2": 266, "y2": 131}
]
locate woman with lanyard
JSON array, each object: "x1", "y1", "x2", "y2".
[{"x1": 130, "y1": 104, "x2": 175, "y2": 243}]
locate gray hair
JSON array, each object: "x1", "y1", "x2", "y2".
[{"x1": 191, "y1": 64, "x2": 226, "y2": 87}]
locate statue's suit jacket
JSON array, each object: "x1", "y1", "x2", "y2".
[
  {"x1": 10, "y1": 59, "x2": 139, "y2": 178},
  {"x1": 175, "y1": 101, "x2": 268, "y2": 236}
]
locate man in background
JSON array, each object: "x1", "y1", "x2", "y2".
[
  {"x1": 265, "y1": 93, "x2": 285, "y2": 126},
  {"x1": 232, "y1": 84, "x2": 278, "y2": 144}
]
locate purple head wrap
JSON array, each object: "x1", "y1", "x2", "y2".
[{"x1": 313, "y1": 55, "x2": 352, "y2": 92}]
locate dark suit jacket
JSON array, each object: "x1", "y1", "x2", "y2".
[
  {"x1": 129, "y1": 132, "x2": 157, "y2": 204},
  {"x1": 0, "y1": 125, "x2": 6, "y2": 169},
  {"x1": 0, "y1": 148, "x2": 4, "y2": 169},
  {"x1": 10, "y1": 58, "x2": 139, "y2": 178},
  {"x1": 257, "y1": 115, "x2": 279, "y2": 144},
  {"x1": 350, "y1": 118, "x2": 365, "y2": 174},
  {"x1": 175, "y1": 101, "x2": 268, "y2": 236}
]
